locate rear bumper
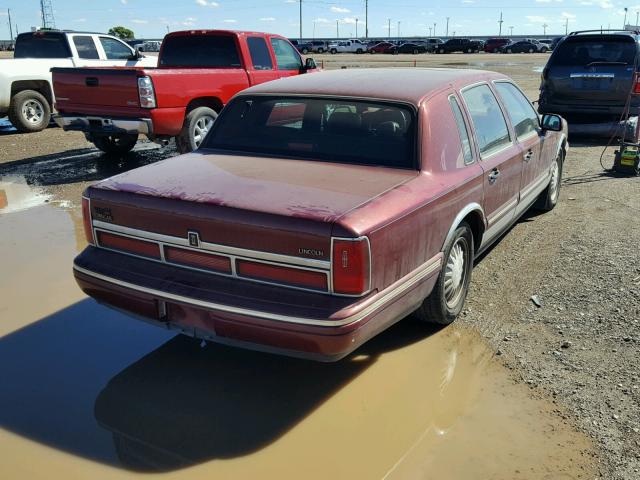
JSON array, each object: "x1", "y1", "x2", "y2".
[
  {"x1": 73, "y1": 247, "x2": 441, "y2": 362},
  {"x1": 54, "y1": 114, "x2": 153, "y2": 135}
]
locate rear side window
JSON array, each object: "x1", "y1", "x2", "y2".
[
  {"x1": 449, "y1": 96, "x2": 474, "y2": 164},
  {"x1": 72, "y1": 36, "x2": 99, "y2": 60},
  {"x1": 461, "y1": 84, "x2": 511, "y2": 157},
  {"x1": 270, "y1": 38, "x2": 302, "y2": 70},
  {"x1": 247, "y1": 37, "x2": 273, "y2": 70},
  {"x1": 99, "y1": 37, "x2": 133, "y2": 60},
  {"x1": 14, "y1": 33, "x2": 71, "y2": 58},
  {"x1": 160, "y1": 35, "x2": 241, "y2": 67},
  {"x1": 551, "y1": 37, "x2": 637, "y2": 66},
  {"x1": 494, "y1": 82, "x2": 539, "y2": 139}
]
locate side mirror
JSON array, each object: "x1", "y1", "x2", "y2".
[
  {"x1": 128, "y1": 49, "x2": 143, "y2": 61},
  {"x1": 303, "y1": 57, "x2": 317, "y2": 72},
  {"x1": 541, "y1": 113, "x2": 563, "y2": 132}
]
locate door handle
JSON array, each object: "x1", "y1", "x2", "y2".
[
  {"x1": 523, "y1": 149, "x2": 534, "y2": 162},
  {"x1": 488, "y1": 168, "x2": 501, "y2": 184}
]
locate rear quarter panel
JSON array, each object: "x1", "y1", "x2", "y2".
[{"x1": 336, "y1": 93, "x2": 485, "y2": 292}]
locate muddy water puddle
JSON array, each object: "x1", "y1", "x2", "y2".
[{"x1": 0, "y1": 193, "x2": 595, "y2": 479}]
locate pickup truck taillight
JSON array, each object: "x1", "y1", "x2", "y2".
[
  {"x1": 138, "y1": 76, "x2": 156, "y2": 108},
  {"x1": 633, "y1": 73, "x2": 640, "y2": 94},
  {"x1": 332, "y1": 237, "x2": 371, "y2": 295},
  {"x1": 82, "y1": 197, "x2": 94, "y2": 245}
]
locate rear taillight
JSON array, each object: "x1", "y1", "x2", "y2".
[
  {"x1": 81, "y1": 196, "x2": 94, "y2": 245},
  {"x1": 138, "y1": 76, "x2": 156, "y2": 108},
  {"x1": 332, "y1": 237, "x2": 371, "y2": 296},
  {"x1": 633, "y1": 73, "x2": 640, "y2": 94}
]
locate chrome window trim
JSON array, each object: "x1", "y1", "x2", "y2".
[{"x1": 73, "y1": 253, "x2": 441, "y2": 328}]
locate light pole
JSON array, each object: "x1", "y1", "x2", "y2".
[
  {"x1": 313, "y1": 20, "x2": 316, "y2": 38},
  {"x1": 542, "y1": 23, "x2": 548, "y2": 36},
  {"x1": 365, "y1": 0, "x2": 368, "y2": 38},
  {"x1": 564, "y1": 18, "x2": 569, "y2": 35},
  {"x1": 429, "y1": 26, "x2": 432, "y2": 37},
  {"x1": 299, "y1": 0, "x2": 302, "y2": 41},
  {"x1": 388, "y1": 18, "x2": 391, "y2": 38},
  {"x1": 498, "y1": 12, "x2": 503, "y2": 36},
  {"x1": 623, "y1": 7, "x2": 628, "y2": 29},
  {"x1": 636, "y1": 11, "x2": 639, "y2": 27},
  {"x1": 397, "y1": 21, "x2": 401, "y2": 38},
  {"x1": 7, "y1": 9, "x2": 13, "y2": 41},
  {"x1": 446, "y1": 17, "x2": 450, "y2": 37},
  {"x1": 509, "y1": 25, "x2": 513, "y2": 37},
  {"x1": 433, "y1": 22, "x2": 436, "y2": 37},
  {"x1": 355, "y1": 18, "x2": 358, "y2": 38}
]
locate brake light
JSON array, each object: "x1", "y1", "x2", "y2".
[
  {"x1": 332, "y1": 237, "x2": 371, "y2": 295},
  {"x1": 138, "y1": 76, "x2": 156, "y2": 108},
  {"x1": 82, "y1": 196, "x2": 94, "y2": 245},
  {"x1": 633, "y1": 73, "x2": 640, "y2": 94}
]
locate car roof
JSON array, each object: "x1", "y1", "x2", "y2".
[{"x1": 242, "y1": 68, "x2": 509, "y2": 106}]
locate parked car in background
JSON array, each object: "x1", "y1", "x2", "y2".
[
  {"x1": 424, "y1": 38, "x2": 444, "y2": 52},
  {"x1": 538, "y1": 39, "x2": 554, "y2": 50},
  {"x1": 295, "y1": 41, "x2": 314, "y2": 54},
  {"x1": 73, "y1": 68, "x2": 567, "y2": 361},
  {"x1": 539, "y1": 30, "x2": 640, "y2": 122},
  {"x1": 367, "y1": 41, "x2": 395, "y2": 53},
  {"x1": 328, "y1": 39, "x2": 366, "y2": 54},
  {"x1": 435, "y1": 38, "x2": 482, "y2": 53},
  {"x1": 53, "y1": 30, "x2": 316, "y2": 154},
  {"x1": 310, "y1": 40, "x2": 327, "y2": 53},
  {"x1": 0, "y1": 30, "x2": 155, "y2": 132},
  {"x1": 138, "y1": 40, "x2": 161, "y2": 52},
  {"x1": 389, "y1": 42, "x2": 429, "y2": 54},
  {"x1": 501, "y1": 40, "x2": 541, "y2": 53},
  {"x1": 484, "y1": 38, "x2": 510, "y2": 53}
]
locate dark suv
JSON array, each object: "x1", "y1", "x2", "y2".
[
  {"x1": 435, "y1": 38, "x2": 482, "y2": 53},
  {"x1": 539, "y1": 30, "x2": 640, "y2": 121}
]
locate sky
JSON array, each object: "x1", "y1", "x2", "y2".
[{"x1": 1, "y1": 0, "x2": 639, "y2": 40}]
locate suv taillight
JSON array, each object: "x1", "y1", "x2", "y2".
[
  {"x1": 332, "y1": 237, "x2": 371, "y2": 295},
  {"x1": 82, "y1": 196, "x2": 94, "y2": 245},
  {"x1": 138, "y1": 76, "x2": 156, "y2": 108},
  {"x1": 633, "y1": 73, "x2": 640, "y2": 94}
]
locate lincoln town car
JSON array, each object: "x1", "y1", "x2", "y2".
[{"x1": 73, "y1": 68, "x2": 567, "y2": 361}]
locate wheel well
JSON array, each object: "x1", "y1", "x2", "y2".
[
  {"x1": 461, "y1": 210, "x2": 485, "y2": 253},
  {"x1": 185, "y1": 97, "x2": 223, "y2": 114},
  {"x1": 11, "y1": 80, "x2": 53, "y2": 106}
]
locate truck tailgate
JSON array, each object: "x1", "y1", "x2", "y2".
[{"x1": 52, "y1": 67, "x2": 143, "y2": 110}]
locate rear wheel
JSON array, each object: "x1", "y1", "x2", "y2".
[
  {"x1": 540, "y1": 47, "x2": 548, "y2": 53},
  {"x1": 414, "y1": 223, "x2": 474, "y2": 325},
  {"x1": 438, "y1": 48, "x2": 444, "y2": 54},
  {"x1": 8, "y1": 89, "x2": 51, "y2": 133},
  {"x1": 369, "y1": 50, "x2": 375, "y2": 54},
  {"x1": 91, "y1": 134, "x2": 138, "y2": 155},
  {"x1": 528, "y1": 48, "x2": 534, "y2": 53},
  {"x1": 535, "y1": 152, "x2": 563, "y2": 211},
  {"x1": 507, "y1": 48, "x2": 513, "y2": 54},
  {"x1": 330, "y1": 48, "x2": 337, "y2": 54},
  {"x1": 317, "y1": 47, "x2": 324, "y2": 53},
  {"x1": 413, "y1": 48, "x2": 419, "y2": 54},
  {"x1": 301, "y1": 48, "x2": 309, "y2": 54},
  {"x1": 176, "y1": 106, "x2": 218, "y2": 153},
  {"x1": 356, "y1": 48, "x2": 363, "y2": 54},
  {"x1": 467, "y1": 48, "x2": 473, "y2": 53}
]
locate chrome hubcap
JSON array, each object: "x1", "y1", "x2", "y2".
[
  {"x1": 22, "y1": 99, "x2": 44, "y2": 125},
  {"x1": 549, "y1": 160, "x2": 560, "y2": 203},
  {"x1": 193, "y1": 115, "x2": 215, "y2": 146},
  {"x1": 444, "y1": 239, "x2": 466, "y2": 308}
]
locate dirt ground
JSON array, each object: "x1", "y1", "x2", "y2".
[{"x1": 0, "y1": 51, "x2": 639, "y2": 479}]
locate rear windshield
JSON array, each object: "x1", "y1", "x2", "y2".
[
  {"x1": 204, "y1": 96, "x2": 416, "y2": 169},
  {"x1": 159, "y1": 35, "x2": 241, "y2": 67},
  {"x1": 551, "y1": 37, "x2": 637, "y2": 66},
  {"x1": 14, "y1": 33, "x2": 71, "y2": 58}
]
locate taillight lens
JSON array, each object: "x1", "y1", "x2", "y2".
[
  {"x1": 332, "y1": 237, "x2": 371, "y2": 295},
  {"x1": 138, "y1": 76, "x2": 156, "y2": 108},
  {"x1": 634, "y1": 73, "x2": 640, "y2": 94},
  {"x1": 82, "y1": 197, "x2": 94, "y2": 245}
]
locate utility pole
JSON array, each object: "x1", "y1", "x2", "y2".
[
  {"x1": 365, "y1": 0, "x2": 368, "y2": 38},
  {"x1": 388, "y1": 18, "x2": 391, "y2": 38},
  {"x1": 313, "y1": 20, "x2": 316, "y2": 38},
  {"x1": 7, "y1": 9, "x2": 13, "y2": 41},
  {"x1": 336, "y1": 20, "x2": 339, "y2": 38},
  {"x1": 433, "y1": 22, "x2": 436, "y2": 37},
  {"x1": 446, "y1": 17, "x2": 450, "y2": 37},
  {"x1": 299, "y1": 0, "x2": 302, "y2": 41},
  {"x1": 498, "y1": 12, "x2": 503, "y2": 37},
  {"x1": 623, "y1": 7, "x2": 628, "y2": 29},
  {"x1": 636, "y1": 11, "x2": 639, "y2": 27},
  {"x1": 397, "y1": 21, "x2": 400, "y2": 38},
  {"x1": 564, "y1": 18, "x2": 569, "y2": 35},
  {"x1": 509, "y1": 25, "x2": 514, "y2": 37},
  {"x1": 542, "y1": 23, "x2": 548, "y2": 36},
  {"x1": 429, "y1": 26, "x2": 432, "y2": 37},
  {"x1": 355, "y1": 18, "x2": 358, "y2": 38}
]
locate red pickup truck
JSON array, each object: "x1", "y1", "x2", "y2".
[{"x1": 52, "y1": 30, "x2": 316, "y2": 154}]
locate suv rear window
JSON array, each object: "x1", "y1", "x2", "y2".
[
  {"x1": 14, "y1": 33, "x2": 71, "y2": 58},
  {"x1": 551, "y1": 37, "x2": 637, "y2": 66},
  {"x1": 159, "y1": 35, "x2": 241, "y2": 67},
  {"x1": 204, "y1": 96, "x2": 416, "y2": 169}
]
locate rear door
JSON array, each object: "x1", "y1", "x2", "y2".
[
  {"x1": 546, "y1": 35, "x2": 637, "y2": 105},
  {"x1": 461, "y1": 83, "x2": 522, "y2": 238},
  {"x1": 68, "y1": 34, "x2": 104, "y2": 67},
  {"x1": 269, "y1": 37, "x2": 304, "y2": 79},
  {"x1": 97, "y1": 36, "x2": 143, "y2": 66},
  {"x1": 245, "y1": 36, "x2": 281, "y2": 86}
]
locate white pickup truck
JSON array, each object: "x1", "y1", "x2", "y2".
[
  {"x1": 327, "y1": 39, "x2": 366, "y2": 54},
  {"x1": 0, "y1": 30, "x2": 156, "y2": 133}
]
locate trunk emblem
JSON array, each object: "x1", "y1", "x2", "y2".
[
  {"x1": 188, "y1": 231, "x2": 200, "y2": 247},
  {"x1": 299, "y1": 248, "x2": 324, "y2": 257}
]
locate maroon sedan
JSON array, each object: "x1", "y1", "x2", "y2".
[
  {"x1": 74, "y1": 68, "x2": 567, "y2": 361},
  {"x1": 368, "y1": 42, "x2": 395, "y2": 53}
]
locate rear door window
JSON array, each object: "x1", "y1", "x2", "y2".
[
  {"x1": 72, "y1": 36, "x2": 99, "y2": 59},
  {"x1": 270, "y1": 38, "x2": 303, "y2": 70},
  {"x1": 449, "y1": 96, "x2": 474, "y2": 164},
  {"x1": 551, "y1": 37, "x2": 637, "y2": 66},
  {"x1": 160, "y1": 35, "x2": 241, "y2": 67},
  {"x1": 494, "y1": 82, "x2": 539, "y2": 139},
  {"x1": 247, "y1": 37, "x2": 273, "y2": 70},
  {"x1": 461, "y1": 84, "x2": 511, "y2": 157},
  {"x1": 14, "y1": 33, "x2": 71, "y2": 58},
  {"x1": 99, "y1": 37, "x2": 133, "y2": 60}
]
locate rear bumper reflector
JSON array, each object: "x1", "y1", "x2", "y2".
[
  {"x1": 164, "y1": 246, "x2": 232, "y2": 274},
  {"x1": 97, "y1": 231, "x2": 161, "y2": 259},
  {"x1": 237, "y1": 259, "x2": 328, "y2": 291}
]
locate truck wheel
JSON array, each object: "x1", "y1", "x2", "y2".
[
  {"x1": 8, "y1": 89, "x2": 51, "y2": 133},
  {"x1": 330, "y1": 48, "x2": 337, "y2": 54},
  {"x1": 318, "y1": 47, "x2": 324, "y2": 53},
  {"x1": 301, "y1": 48, "x2": 309, "y2": 54},
  {"x1": 91, "y1": 134, "x2": 138, "y2": 155},
  {"x1": 414, "y1": 222, "x2": 474, "y2": 325},
  {"x1": 176, "y1": 106, "x2": 218, "y2": 153},
  {"x1": 356, "y1": 48, "x2": 363, "y2": 54}
]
